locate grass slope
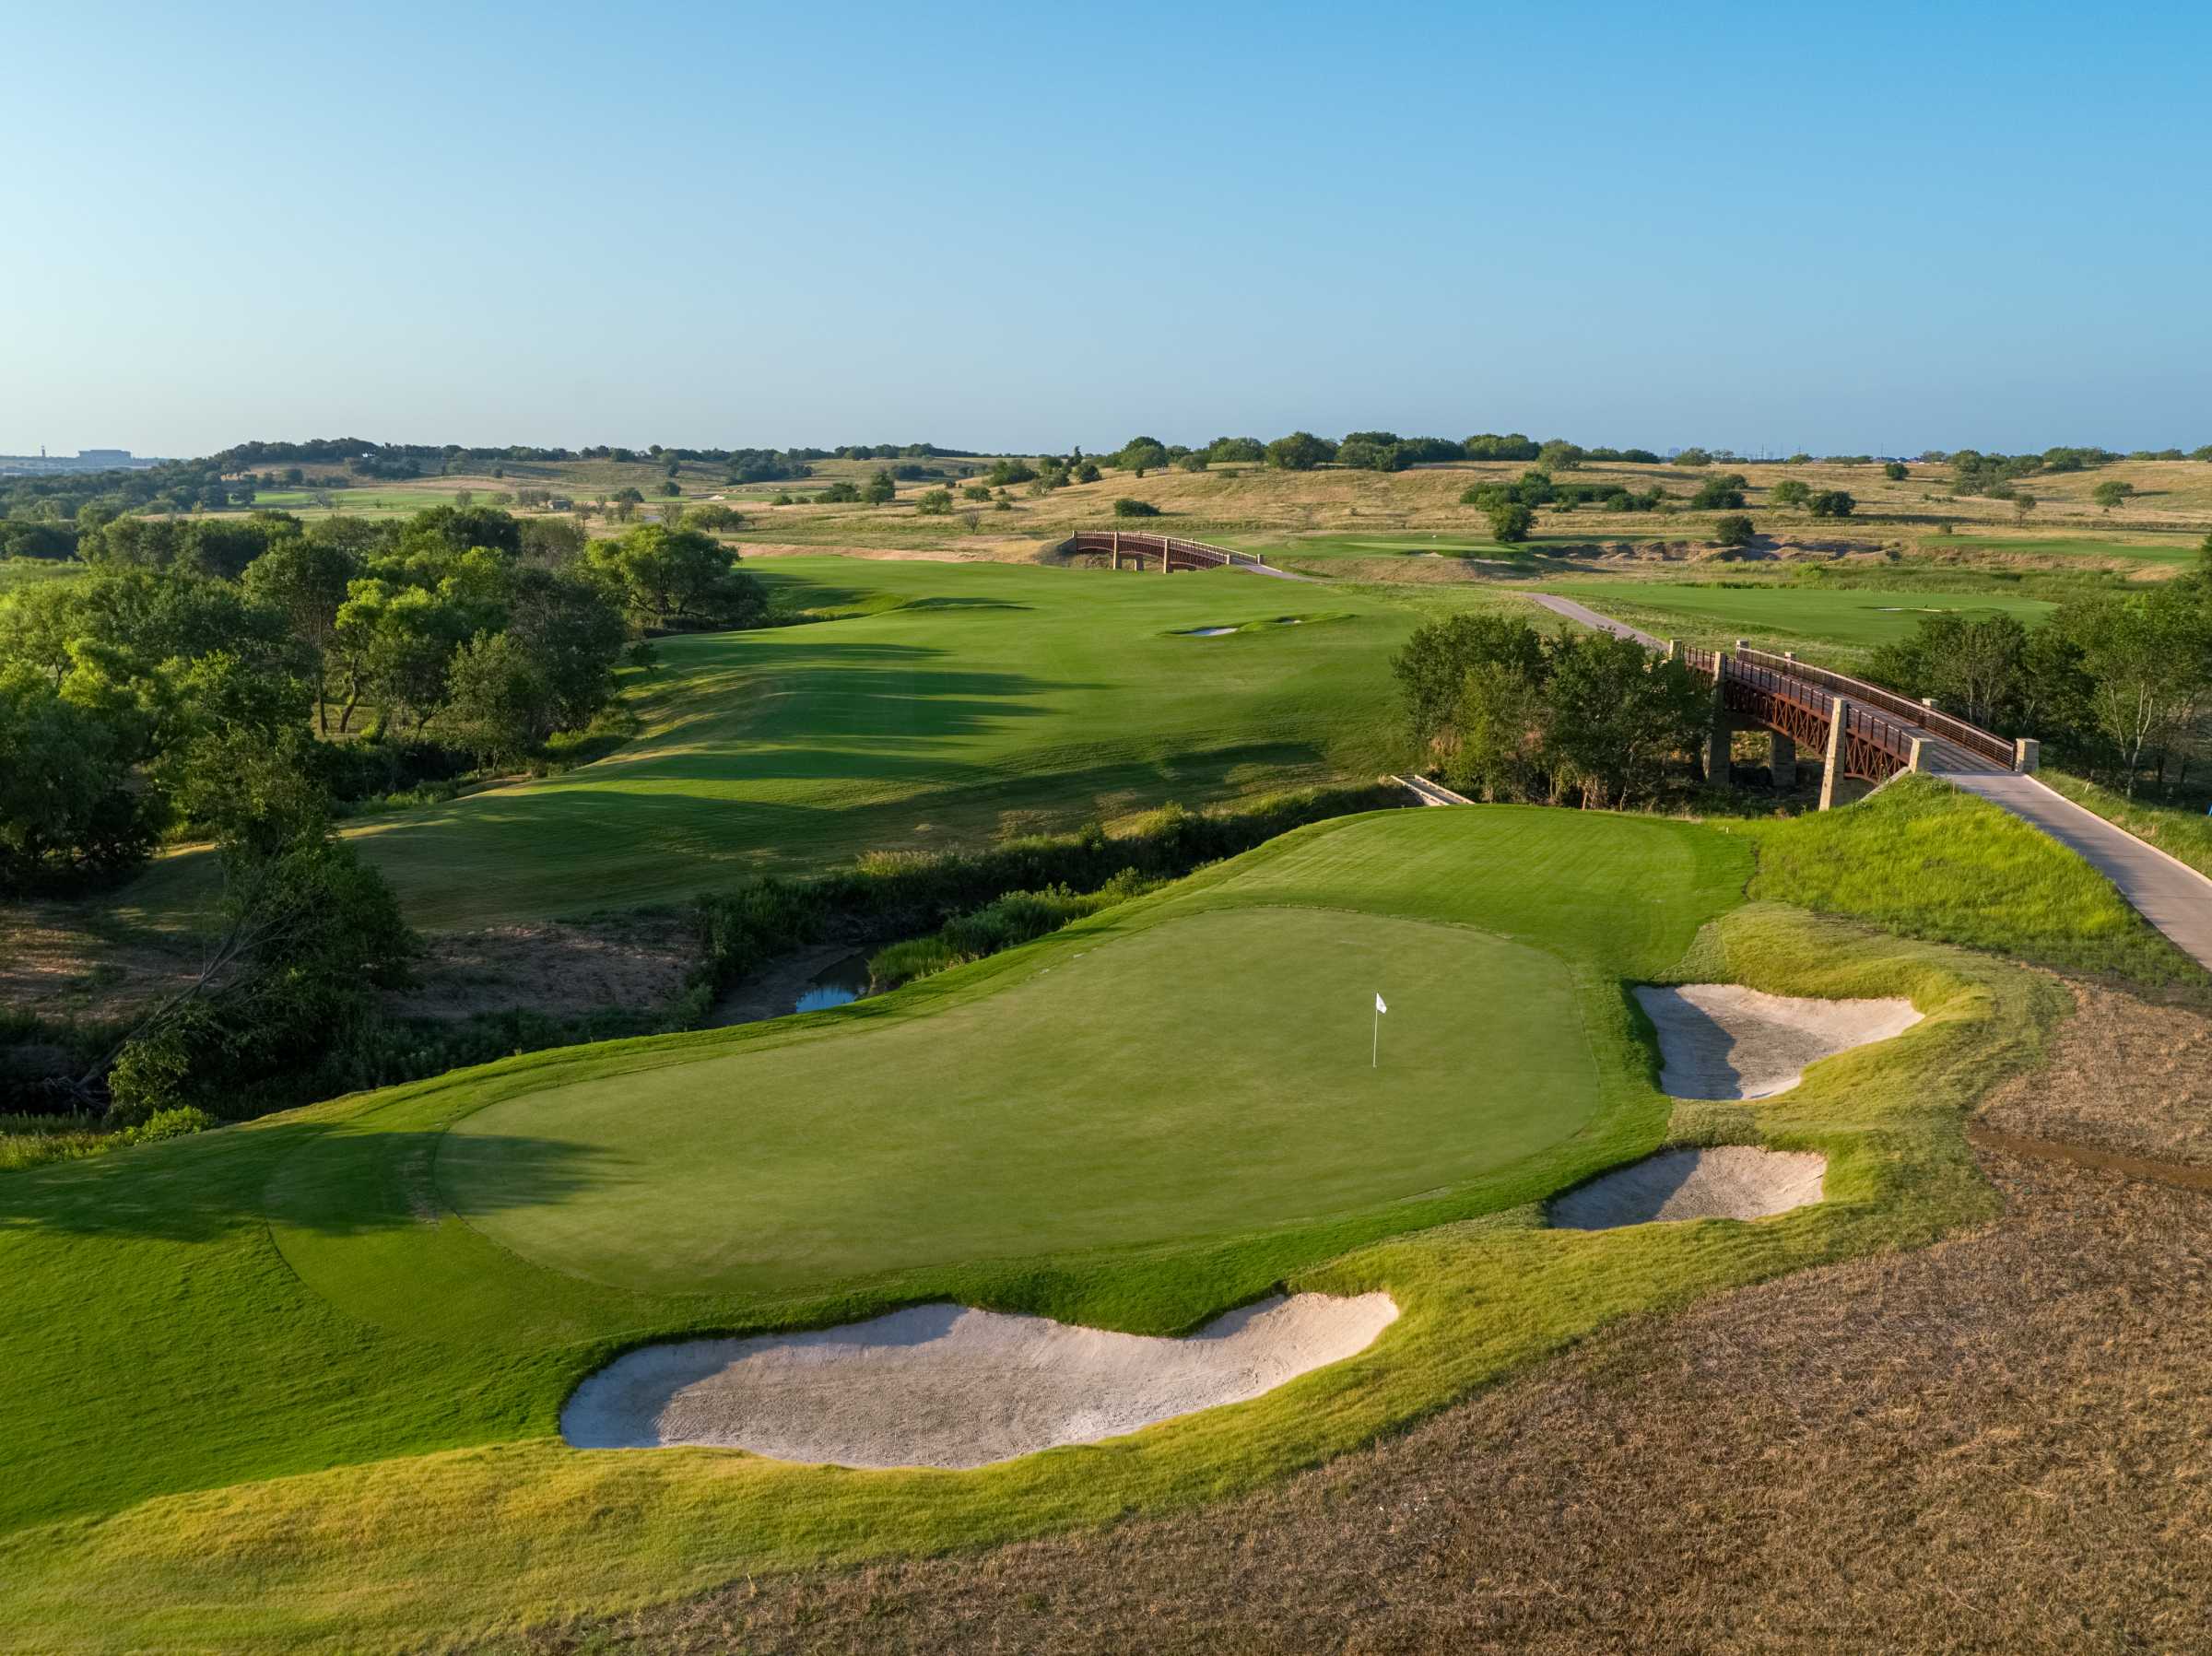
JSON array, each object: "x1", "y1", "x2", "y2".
[
  {"x1": 0, "y1": 803, "x2": 2065, "y2": 1650},
  {"x1": 1737, "y1": 774, "x2": 2205, "y2": 985},
  {"x1": 127, "y1": 557, "x2": 1500, "y2": 932}
]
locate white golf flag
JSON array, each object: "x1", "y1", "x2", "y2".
[{"x1": 1375, "y1": 992, "x2": 1388, "y2": 1014}]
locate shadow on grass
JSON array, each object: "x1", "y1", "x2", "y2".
[{"x1": 0, "y1": 1121, "x2": 618, "y2": 1243}]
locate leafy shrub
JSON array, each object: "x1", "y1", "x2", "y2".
[
  {"x1": 1487, "y1": 501, "x2": 1535, "y2": 543},
  {"x1": 1712, "y1": 514, "x2": 1756, "y2": 547},
  {"x1": 1113, "y1": 499, "x2": 1161, "y2": 518},
  {"x1": 1807, "y1": 489, "x2": 1855, "y2": 518}
]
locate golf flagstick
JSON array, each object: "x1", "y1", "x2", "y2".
[{"x1": 1373, "y1": 991, "x2": 1387, "y2": 1067}]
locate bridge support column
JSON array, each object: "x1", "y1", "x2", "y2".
[
  {"x1": 2015, "y1": 736, "x2": 2041, "y2": 773},
  {"x1": 1704, "y1": 675, "x2": 1733, "y2": 787},
  {"x1": 1909, "y1": 736, "x2": 1930, "y2": 774},
  {"x1": 1818, "y1": 696, "x2": 1852, "y2": 811},
  {"x1": 1770, "y1": 731, "x2": 1797, "y2": 791}
]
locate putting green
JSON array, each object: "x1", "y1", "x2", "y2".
[{"x1": 440, "y1": 906, "x2": 1601, "y2": 1297}]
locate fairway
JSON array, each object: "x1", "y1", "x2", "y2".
[
  {"x1": 1556, "y1": 580, "x2": 2057, "y2": 652},
  {"x1": 288, "y1": 556, "x2": 1487, "y2": 928},
  {"x1": 443, "y1": 908, "x2": 1597, "y2": 1295}
]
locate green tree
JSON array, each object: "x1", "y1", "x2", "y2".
[
  {"x1": 1441, "y1": 660, "x2": 1550, "y2": 802},
  {"x1": 99, "y1": 744, "x2": 416, "y2": 1122},
  {"x1": 1688, "y1": 474, "x2": 1748, "y2": 510},
  {"x1": 585, "y1": 524, "x2": 766, "y2": 629},
  {"x1": 1115, "y1": 438, "x2": 1170, "y2": 476},
  {"x1": 0, "y1": 664, "x2": 158, "y2": 891},
  {"x1": 861, "y1": 468, "x2": 898, "y2": 504},
  {"x1": 241, "y1": 534, "x2": 360, "y2": 734},
  {"x1": 442, "y1": 631, "x2": 558, "y2": 766},
  {"x1": 1807, "y1": 489, "x2": 1855, "y2": 518},
  {"x1": 1769, "y1": 478, "x2": 1811, "y2": 510},
  {"x1": 2092, "y1": 479, "x2": 2135, "y2": 511},
  {"x1": 1487, "y1": 501, "x2": 1535, "y2": 543},
  {"x1": 1265, "y1": 431, "x2": 1334, "y2": 471},
  {"x1": 1390, "y1": 613, "x2": 1547, "y2": 748},
  {"x1": 1712, "y1": 514, "x2": 1756, "y2": 547},
  {"x1": 1174, "y1": 451, "x2": 1209, "y2": 472},
  {"x1": 1884, "y1": 461, "x2": 1909, "y2": 480},
  {"x1": 915, "y1": 487, "x2": 953, "y2": 515},
  {"x1": 1541, "y1": 633, "x2": 1708, "y2": 809},
  {"x1": 2071, "y1": 589, "x2": 2212, "y2": 793}
]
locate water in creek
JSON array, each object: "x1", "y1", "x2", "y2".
[{"x1": 794, "y1": 952, "x2": 874, "y2": 1014}]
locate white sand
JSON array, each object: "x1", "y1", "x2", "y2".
[
  {"x1": 1548, "y1": 1145, "x2": 1828, "y2": 1229},
  {"x1": 1634, "y1": 984, "x2": 1923, "y2": 1100},
  {"x1": 561, "y1": 1292, "x2": 1399, "y2": 1469}
]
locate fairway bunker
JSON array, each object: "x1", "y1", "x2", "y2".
[
  {"x1": 1180, "y1": 625, "x2": 1238, "y2": 637},
  {"x1": 560, "y1": 1292, "x2": 1399, "y2": 1468},
  {"x1": 1547, "y1": 1145, "x2": 1827, "y2": 1228},
  {"x1": 1634, "y1": 984, "x2": 1922, "y2": 1100}
]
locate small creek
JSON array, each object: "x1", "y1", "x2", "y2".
[{"x1": 794, "y1": 952, "x2": 874, "y2": 1014}]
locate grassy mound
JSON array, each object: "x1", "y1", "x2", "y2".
[
  {"x1": 0, "y1": 804, "x2": 2053, "y2": 1650},
  {"x1": 1740, "y1": 774, "x2": 2203, "y2": 984}
]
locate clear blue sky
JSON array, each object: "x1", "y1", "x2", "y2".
[{"x1": 6, "y1": 1, "x2": 2208, "y2": 459}]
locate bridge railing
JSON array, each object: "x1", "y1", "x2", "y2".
[{"x1": 1735, "y1": 646, "x2": 2014, "y2": 767}]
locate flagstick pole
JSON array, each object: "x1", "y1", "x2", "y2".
[{"x1": 1372, "y1": 1002, "x2": 1379, "y2": 1069}]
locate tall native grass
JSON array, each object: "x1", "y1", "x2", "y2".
[{"x1": 1737, "y1": 773, "x2": 2204, "y2": 985}]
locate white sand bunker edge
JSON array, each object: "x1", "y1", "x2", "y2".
[
  {"x1": 561, "y1": 1292, "x2": 1399, "y2": 1470},
  {"x1": 1548, "y1": 1145, "x2": 1828, "y2": 1229},
  {"x1": 1634, "y1": 984, "x2": 1923, "y2": 1100}
]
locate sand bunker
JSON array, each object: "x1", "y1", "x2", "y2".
[
  {"x1": 1634, "y1": 985, "x2": 1922, "y2": 1100},
  {"x1": 1549, "y1": 1145, "x2": 1827, "y2": 1228},
  {"x1": 562, "y1": 1292, "x2": 1398, "y2": 1468}
]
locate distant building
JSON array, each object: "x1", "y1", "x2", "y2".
[{"x1": 0, "y1": 447, "x2": 163, "y2": 476}]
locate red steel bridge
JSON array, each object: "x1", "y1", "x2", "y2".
[{"x1": 1677, "y1": 640, "x2": 2031, "y2": 805}]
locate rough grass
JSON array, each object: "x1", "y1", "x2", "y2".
[
  {"x1": 0, "y1": 805, "x2": 2048, "y2": 1653},
  {"x1": 1736, "y1": 773, "x2": 2205, "y2": 986}
]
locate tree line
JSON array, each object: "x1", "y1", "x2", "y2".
[{"x1": 1869, "y1": 538, "x2": 2212, "y2": 798}]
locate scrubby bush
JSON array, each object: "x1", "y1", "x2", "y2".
[
  {"x1": 1807, "y1": 489, "x2": 1856, "y2": 518},
  {"x1": 867, "y1": 870, "x2": 1158, "y2": 991},
  {"x1": 1113, "y1": 499, "x2": 1161, "y2": 519},
  {"x1": 1712, "y1": 514, "x2": 1756, "y2": 547}
]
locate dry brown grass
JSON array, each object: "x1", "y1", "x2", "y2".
[
  {"x1": 1978, "y1": 978, "x2": 2212, "y2": 1166},
  {"x1": 524, "y1": 978, "x2": 2212, "y2": 1656},
  {"x1": 0, "y1": 901, "x2": 200, "y2": 1023},
  {"x1": 384, "y1": 911, "x2": 703, "y2": 1024}
]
